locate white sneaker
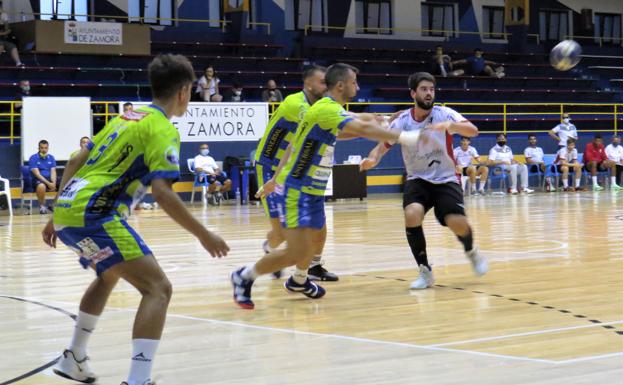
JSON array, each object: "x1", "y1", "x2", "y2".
[
  {"x1": 409, "y1": 265, "x2": 434, "y2": 290},
  {"x1": 522, "y1": 187, "x2": 534, "y2": 194},
  {"x1": 120, "y1": 381, "x2": 156, "y2": 385},
  {"x1": 478, "y1": 188, "x2": 486, "y2": 195},
  {"x1": 509, "y1": 188, "x2": 518, "y2": 194},
  {"x1": 466, "y1": 247, "x2": 488, "y2": 277},
  {"x1": 53, "y1": 349, "x2": 97, "y2": 383}
]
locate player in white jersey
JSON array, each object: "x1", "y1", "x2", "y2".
[
  {"x1": 549, "y1": 113, "x2": 578, "y2": 148},
  {"x1": 605, "y1": 135, "x2": 623, "y2": 186},
  {"x1": 524, "y1": 134, "x2": 546, "y2": 174},
  {"x1": 453, "y1": 136, "x2": 488, "y2": 195},
  {"x1": 360, "y1": 72, "x2": 488, "y2": 290},
  {"x1": 554, "y1": 138, "x2": 583, "y2": 191}
]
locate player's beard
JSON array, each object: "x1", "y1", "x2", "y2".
[{"x1": 415, "y1": 95, "x2": 434, "y2": 110}]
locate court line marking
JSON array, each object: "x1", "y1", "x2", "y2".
[
  {"x1": 556, "y1": 351, "x2": 623, "y2": 364},
  {"x1": 429, "y1": 320, "x2": 623, "y2": 347}
]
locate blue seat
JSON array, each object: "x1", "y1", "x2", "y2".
[
  {"x1": 187, "y1": 158, "x2": 208, "y2": 205},
  {"x1": 488, "y1": 165, "x2": 509, "y2": 194},
  {"x1": 21, "y1": 165, "x2": 36, "y2": 212},
  {"x1": 578, "y1": 153, "x2": 610, "y2": 188}
]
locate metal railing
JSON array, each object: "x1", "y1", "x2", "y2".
[
  {"x1": 304, "y1": 24, "x2": 510, "y2": 40},
  {"x1": 2, "y1": 101, "x2": 621, "y2": 144}
]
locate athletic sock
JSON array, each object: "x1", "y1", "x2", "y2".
[
  {"x1": 293, "y1": 267, "x2": 308, "y2": 284},
  {"x1": 406, "y1": 227, "x2": 430, "y2": 269},
  {"x1": 563, "y1": 179, "x2": 568, "y2": 188},
  {"x1": 456, "y1": 229, "x2": 474, "y2": 252},
  {"x1": 69, "y1": 311, "x2": 99, "y2": 360},
  {"x1": 127, "y1": 339, "x2": 159, "y2": 385},
  {"x1": 241, "y1": 264, "x2": 258, "y2": 280}
]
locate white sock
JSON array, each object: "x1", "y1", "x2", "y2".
[
  {"x1": 575, "y1": 178, "x2": 581, "y2": 187},
  {"x1": 309, "y1": 255, "x2": 322, "y2": 268},
  {"x1": 592, "y1": 176, "x2": 598, "y2": 185},
  {"x1": 293, "y1": 267, "x2": 308, "y2": 284},
  {"x1": 127, "y1": 339, "x2": 159, "y2": 385},
  {"x1": 69, "y1": 311, "x2": 99, "y2": 360},
  {"x1": 241, "y1": 264, "x2": 258, "y2": 280},
  {"x1": 611, "y1": 176, "x2": 617, "y2": 185},
  {"x1": 479, "y1": 180, "x2": 487, "y2": 190},
  {"x1": 563, "y1": 179, "x2": 568, "y2": 188}
]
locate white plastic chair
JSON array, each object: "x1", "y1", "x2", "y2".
[{"x1": 0, "y1": 175, "x2": 13, "y2": 217}]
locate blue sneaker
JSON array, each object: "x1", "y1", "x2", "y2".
[
  {"x1": 231, "y1": 268, "x2": 255, "y2": 309},
  {"x1": 284, "y1": 277, "x2": 326, "y2": 299}
]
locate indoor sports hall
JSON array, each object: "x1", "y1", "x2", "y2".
[{"x1": 0, "y1": 1, "x2": 621, "y2": 384}]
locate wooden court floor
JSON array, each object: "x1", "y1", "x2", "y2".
[{"x1": 0, "y1": 192, "x2": 622, "y2": 384}]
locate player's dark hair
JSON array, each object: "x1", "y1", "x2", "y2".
[
  {"x1": 325, "y1": 63, "x2": 359, "y2": 89},
  {"x1": 123, "y1": 102, "x2": 133, "y2": 108},
  {"x1": 594, "y1": 134, "x2": 602, "y2": 140},
  {"x1": 38, "y1": 140, "x2": 48, "y2": 146},
  {"x1": 567, "y1": 138, "x2": 576, "y2": 145},
  {"x1": 528, "y1": 134, "x2": 536, "y2": 139},
  {"x1": 148, "y1": 54, "x2": 196, "y2": 100},
  {"x1": 302, "y1": 65, "x2": 327, "y2": 81},
  {"x1": 460, "y1": 136, "x2": 470, "y2": 141},
  {"x1": 497, "y1": 133, "x2": 507, "y2": 139},
  {"x1": 408, "y1": 72, "x2": 436, "y2": 91},
  {"x1": 80, "y1": 136, "x2": 90, "y2": 141}
]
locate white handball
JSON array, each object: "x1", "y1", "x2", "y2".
[{"x1": 550, "y1": 40, "x2": 582, "y2": 71}]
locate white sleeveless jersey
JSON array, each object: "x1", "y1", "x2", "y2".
[{"x1": 388, "y1": 106, "x2": 466, "y2": 184}]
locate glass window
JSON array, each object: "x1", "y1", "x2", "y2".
[
  {"x1": 285, "y1": 0, "x2": 327, "y2": 32},
  {"x1": 483, "y1": 6, "x2": 505, "y2": 39},
  {"x1": 355, "y1": 0, "x2": 392, "y2": 34},
  {"x1": 39, "y1": 0, "x2": 88, "y2": 21},
  {"x1": 539, "y1": 10, "x2": 569, "y2": 41},
  {"x1": 422, "y1": 2, "x2": 455, "y2": 37}
]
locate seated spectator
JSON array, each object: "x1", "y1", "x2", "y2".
[
  {"x1": 193, "y1": 143, "x2": 232, "y2": 205},
  {"x1": 488, "y1": 133, "x2": 533, "y2": 194},
  {"x1": 549, "y1": 113, "x2": 577, "y2": 148},
  {"x1": 524, "y1": 134, "x2": 546, "y2": 173},
  {"x1": 195, "y1": 66, "x2": 222, "y2": 102},
  {"x1": 583, "y1": 134, "x2": 620, "y2": 191},
  {"x1": 14, "y1": 79, "x2": 32, "y2": 111},
  {"x1": 70, "y1": 136, "x2": 91, "y2": 159},
  {"x1": 123, "y1": 102, "x2": 133, "y2": 113},
  {"x1": 223, "y1": 81, "x2": 245, "y2": 102},
  {"x1": 0, "y1": 7, "x2": 24, "y2": 67},
  {"x1": 453, "y1": 48, "x2": 504, "y2": 78},
  {"x1": 554, "y1": 138, "x2": 583, "y2": 192},
  {"x1": 606, "y1": 135, "x2": 623, "y2": 186},
  {"x1": 29, "y1": 139, "x2": 58, "y2": 214},
  {"x1": 261, "y1": 79, "x2": 284, "y2": 102},
  {"x1": 431, "y1": 46, "x2": 464, "y2": 77},
  {"x1": 453, "y1": 136, "x2": 488, "y2": 195}
]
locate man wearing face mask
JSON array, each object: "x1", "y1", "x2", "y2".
[
  {"x1": 193, "y1": 143, "x2": 232, "y2": 204},
  {"x1": 261, "y1": 79, "x2": 284, "y2": 102},
  {"x1": 223, "y1": 81, "x2": 245, "y2": 103},
  {"x1": 549, "y1": 113, "x2": 577, "y2": 148},
  {"x1": 488, "y1": 133, "x2": 534, "y2": 194},
  {"x1": 606, "y1": 136, "x2": 623, "y2": 186}
]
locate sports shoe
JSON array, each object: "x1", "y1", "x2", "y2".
[
  {"x1": 611, "y1": 184, "x2": 622, "y2": 191},
  {"x1": 308, "y1": 264, "x2": 339, "y2": 281},
  {"x1": 521, "y1": 187, "x2": 534, "y2": 194},
  {"x1": 39, "y1": 206, "x2": 48, "y2": 214},
  {"x1": 215, "y1": 192, "x2": 223, "y2": 205},
  {"x1": 409, "y1": 264, "x2": 434, "y2": 290},
  {"x1": 593, "y1": 184, "x2": 604, "y2": 191},
  {"x1": 263, "y1": 241, "x2": 283, "y2": 279},
  {"x1": 509, "y1": 188, "x2": 519, "y2": 194},
  {"x1": 466, "y1": 247, "x2": 488, "y2": 277},
  {"x1": 470, "y1": 190, "x2": 479, "y2": 196},
  {"x1": 478, "y1": 188, "x2": 486, "y2": 195},
  {"x1": 53, "y1": 349, "x2": 97, "y2": 383},
  {"x1": 120, "y1": 381, "x2": 156, "y2": 385},
  {"x1": 230, "y1": 268, "x2": 254, "y2": 309},
  {"x1": 284, "y1": 277, "x2": 326, "y2": 299}
]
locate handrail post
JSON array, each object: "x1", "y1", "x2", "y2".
[
  {"x1": 615, "y1": 105, "x2": 618, "y2": 135},
  {"x1": 10, "y1": 101, "x2": 14, "y2": 145},
  {"x1": 503, "y1": 104, "x2": 507, "y2": 134}
]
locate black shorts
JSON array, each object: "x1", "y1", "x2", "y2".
[
  {"x1": 583, "y1": 162, "x2": 607, "y2": 172},
  {"x1": 528, "y1": 164, "x2": 543, "y2": 173},
  {"x1": 208, "y1": 174, "x2": 229, "y2": 185},
  {"x1": 403, "y1": 178, "x2": 465, "y2": 227},
  {"x1": 0, "y1": 40, "x2": 16, "y2": 52}
]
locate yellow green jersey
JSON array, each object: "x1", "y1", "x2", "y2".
[
  {"x1": 54, "y1": 105, "x2": 180, "y2": 227},
  {"x1": 254, "y1": 91, "x2": 310, "y2": 171},
  {"x1": 276, "y1": 97, "x2": 353, "y2": 196}
]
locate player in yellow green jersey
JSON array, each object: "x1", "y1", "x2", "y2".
[
  {"x1": 42, "y1": 54, "x2": 229, "y2": 385},
  {"x1": 254, "y1": 66, "x2": 338, "y2": 281},
  {"x1": 232, "y1": 63, "x2": 422, "y2": 309}
]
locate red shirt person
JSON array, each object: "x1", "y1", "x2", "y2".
[{"x1": 583, "y1": 134, "x2": 618, "y2": 190}]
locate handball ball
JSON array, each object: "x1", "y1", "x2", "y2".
[{"x1": 550, "y1": 40, "x2": 582, "y2": 71}]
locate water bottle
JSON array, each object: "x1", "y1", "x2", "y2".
[{"x1": 235, "y1": 188, "x2": 241, "y2": 204}]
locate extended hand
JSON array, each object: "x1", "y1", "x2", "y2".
[
  {"x1": 359, "y1": 157, "x2": 378, "y2": 171},
  {"x1": 255, "y1": 178, "x2": 276, "y2": 198},
  {"x1": 42, "y1": 219, "x2": 57, "y2": 248},
  {"x1": 200, "y1": 231, "x2": 230, "y2": 258}
]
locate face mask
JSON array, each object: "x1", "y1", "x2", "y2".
[
  {"x1": 234, "y1": 90, "x2": 242, "y2": 96},
  {"x1": 200, "y1": 149, "x2": 209, "y2": 156},
  {"x1": 497, "y1": 141, "x2": 506, "y2": 146},
  {"x1": 21, "y1": 86, "x2": 30, "y2": 92},
  {"x1": 614, "y1": 143, "x2": 620, "y2": 147},
  {"x1": 563, "y1": 118, "x2": 570, "y2": 124}
]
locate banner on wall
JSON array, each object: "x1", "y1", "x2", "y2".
[
  {"x1": 64, "y1": 21, "x2": 123, "y2": 45},
  {"x1": 224, "y1": 0, "x2": 250, "y2": 12},
  {"x1": 121, "y1": 102, "x2": 269, "y2": 142},
  {"x1": 505, "y1": 0, "x2": 529, "y2": 26}
]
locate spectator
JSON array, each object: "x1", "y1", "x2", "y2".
[
  {"x1": 195, "y1": 66, "x2": 222, "y2": 102},
  {"x1": 223, "y1": 80, "x2": 245, "y2": 102},
  {"x1": 0, "y1": 6, "x2": 24, "y2": 67},
  {"x1": 584, "y1": 134, "x2": 621, "y2": 191},
  {"x1": 554, "y1": 138, "x2": 583, "y2": 191},
  {"x1": 431, "y1": 46, "x2": 464, "y2": 77},
  {"x1": 452, "y1": 48, "x2": 504, "y2": 78},
  {"x1": 123, "y1": 102, "x2": 133, "y2": 113},
  {"x1": 549, "y1": 113, "x2": 577, "y2": 148},
  {"x1": 14, "y1": 79, "x2": 31, "y2": 110},
  {"x1": 28, "y1": 139, "x2": 57, "y2": 214},
  {"x1": 524, "y1": 134, "x2": 546, "y2": 173},
  {"x1": 261, "y1": 79, "x2": 284, "y2": 102},
  {"x1": 193, "y1": 143, "x2": 232, "y2": 205},
  {"x1": 70, "y1": 136, "x2": 91, "y2": 159},
  {"x1": 605, "y1": 135, "x2": 623, "y2": 186},
  {"x1": 453, "y1": 136, "x2": 488, "y2": 195},
  {"x1": 488, "y1": 133, "x2": 533, "y2": 194}
]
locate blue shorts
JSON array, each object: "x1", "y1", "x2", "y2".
[
  {"x1": 255, "y1": 163, "x2": 280, "y2": 219},
  {"x1": 276, "y1": 185, "x2": 325, "y2": 229},
  {"x1": 56, "y1": 218, "x2": 152, "y2": 276}
]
